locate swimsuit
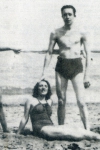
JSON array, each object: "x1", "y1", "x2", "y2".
[
  {"x1": 30, "y1": 102, "x2": 53, "y2": 137},
  {"x1": 55, "y1": 56, "x2": 83, "y2": 80}
]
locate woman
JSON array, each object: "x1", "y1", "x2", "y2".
[{"x1": 17, "y1": 80, "x2": 100, "y2": 141}]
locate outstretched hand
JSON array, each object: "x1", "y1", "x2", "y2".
[{"x1": 13, "y1": 49, "x2": 21, "y2": 54}]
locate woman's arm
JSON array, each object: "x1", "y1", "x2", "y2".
[{"x1": 17, "y1": 100, "x2": 30, "y2": 134}]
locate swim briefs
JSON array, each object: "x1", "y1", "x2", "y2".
[{"x1": 55, "y1": 56, "x2": 83, "y2": 80}]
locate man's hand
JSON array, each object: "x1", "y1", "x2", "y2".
[
  {"x1": 84, "y1": 81, "x2": 91, "y2": 89},
  {"x1": 84, "y1": 76, "x2": 91, "y2": 89},
  {"x1": 40, "y1": 75, "x2": 46, "y2": 81},
  {"x1": 13, "y1": 49, "x2": 21, "y2": 54},
  {"x1": 40, "y1": 73, "x2": 48, "y2": 81}
]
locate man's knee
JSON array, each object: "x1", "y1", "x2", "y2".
[
  {"x1": 57, "y1": 92, "x2": 66, "y2": 107},
  {"x1": 56, "y1": 89, "x2": 66, "y2": 99},
  {"x1": 57, "y1": 90, "x2": 66, "y2": 101},
  {"x1": 56, "y1": 83, "x2": 66, "y2": 106},
  {"x1": 58, "y1": 98, "x2": 66, "y2": 107},
  {"x1": 56, "y1": 87, "x2": 61, "y2": 97}
]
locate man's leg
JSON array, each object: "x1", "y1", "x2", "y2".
[
  {"x1": 56, "y1": 72, "x2": 68, "y2": 125},
  {"x1": 71, "y1": 73, "x2": 90, "y2": 130}
]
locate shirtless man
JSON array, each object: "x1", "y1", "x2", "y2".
[
  {"x1": 0, "y1": 47, "x2": 20, "y2": 132},
  {"x1": 41, "y1": 5, "x2": 90, "y2": 130}
]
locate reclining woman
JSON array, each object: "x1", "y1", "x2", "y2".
[{"x1": 17, "y1": 80, "x2": 100, "y2": 141}]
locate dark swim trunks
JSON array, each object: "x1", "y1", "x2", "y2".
[{"x1": 55, "y1": 56, "x2": 83, "y2": 80}]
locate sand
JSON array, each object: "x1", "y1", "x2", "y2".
[{"x1": 0, "y1": 103, "x2": 100, "y2": 150}]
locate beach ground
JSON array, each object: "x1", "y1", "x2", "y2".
[{"x1": 0, "y1": 100, "x2": 100, "y2": 150}]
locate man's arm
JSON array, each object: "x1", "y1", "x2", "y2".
[
  {"x1": 41, "y1": 32, "x2": 56, "y2": 79},
  {"x1": 82, "y1": 33, "x2": 90, "y2": 88},
  {"x1": 17, "y1": 100, "x2": 30, "y2": 134}
]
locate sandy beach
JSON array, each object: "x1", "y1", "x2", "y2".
[
  {"x1": 0, "y1": 51, "x2": 100, "y2": 149},
  {"x1": 0, "y1": 103, "x2": 100, "y2": 150},
  {"x1": 0, "y1": 0, "x2": 100, "y2": 149}
]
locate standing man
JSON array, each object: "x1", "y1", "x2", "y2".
[{"x1": 41, "y1": 5, "x2": 90, "y2": 130}]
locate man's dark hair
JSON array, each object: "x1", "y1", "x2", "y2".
[
  {"x1": 32, "y1": 79, "x2": 52, "y2": 100},
  {"x1": 61, "y1": 5, "x2": 76, "y2": 17}
]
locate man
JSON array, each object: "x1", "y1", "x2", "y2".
[
  {"x1": 0, "y1": 96, "x2": 8, "y2": 132},
  {"x1": 41, "y1": 5, "x2": 90, "y2": 130},
  {"x1": 0, "y1": 47, "x2": 20, "y2": 132}
]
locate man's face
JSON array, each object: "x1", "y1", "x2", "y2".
[{"x1": 62, "y1": 8, "x2": 75, "y2": 25}]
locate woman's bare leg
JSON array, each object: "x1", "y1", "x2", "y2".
[{"x1": 41, "y1": 125, "x2": 100, "y2": 141}]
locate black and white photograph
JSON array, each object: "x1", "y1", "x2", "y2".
[{"x1": 0, "y1": 0, "x2": 100, "y2": 149}]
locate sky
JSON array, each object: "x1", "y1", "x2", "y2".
[{"x1": 0, "y1": 0, "x2": 100, "y2": 51}]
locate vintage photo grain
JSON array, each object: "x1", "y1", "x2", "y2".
[{"x1": 0, "y1": 0, "x2": 100, "y2": 149}]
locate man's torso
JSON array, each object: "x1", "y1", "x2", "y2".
[{"x1": 53, "y1": 26, "x2": 84, "y2": 59}]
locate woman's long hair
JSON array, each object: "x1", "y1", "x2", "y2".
[{"x1": 32, "y1": 79, "x2": 52, "y2": 100}]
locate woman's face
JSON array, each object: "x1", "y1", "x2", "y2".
[{"x1": 38, "y1": 81, "x2": 48, "y2": 96}]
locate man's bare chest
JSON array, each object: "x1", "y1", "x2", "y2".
[{"x1": 56, "y1": 31, "x2": 81, "y2": 46}]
